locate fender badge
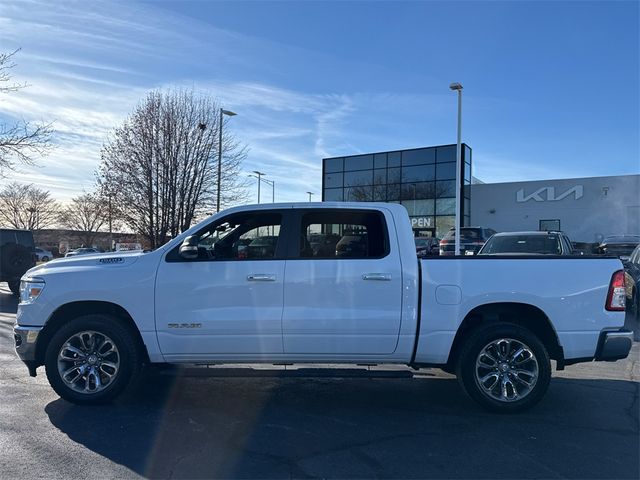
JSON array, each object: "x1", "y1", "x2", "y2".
[
  {"x1": 168, "y1": 323, "x2": 202, "y2": 329},
  {"x1": 99, "y1": 257, "x2": 124, "y2": 264}
]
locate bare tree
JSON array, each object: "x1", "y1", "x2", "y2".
[
  {"x1": 58, "y1": 192, "x2": 109, "y2": 246},
  {"x1": 0, "y1": 182, "x2": 59, "y2": 230},
  {"x1": 0, "y1": 49, "x2": 53, "y2": 176},
  {"x1": 97, "y1": 88, "x2": 249, "y2": 248}
]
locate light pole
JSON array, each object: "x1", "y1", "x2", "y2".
[
  {"x1": 306, "y1": 191, "x2": 314, "y2": 202},
  {"x1": 248, "y1": 173, "x2": 275, "y2": 203},
  {"x1": 449, "y1": 82, "x2": 463, "y2": 256},
  {"x1": 253, "y1": 171, "x2": 266, "y2": 203},
  {"x1": 264, "y1": 178, "x2": 275, "y2": 203},
  {"x1": 217, "y1": 108, "x2": 237, "y2": 212}
]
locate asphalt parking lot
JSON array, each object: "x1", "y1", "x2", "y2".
[{"x1": 0, "y1": 283, "x2": 638, "y2": 479}]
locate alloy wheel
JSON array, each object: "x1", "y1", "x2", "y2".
[
  {"x1": 57, "y1": 330, "x2": 120, "y2": 394},
  {"x1": 475, "y1": 337, "x2": 539, "y2": 402}
]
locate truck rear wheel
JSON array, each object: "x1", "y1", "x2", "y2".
[
  {"x1": 45, "y1": 314, "x2": 141, "y2": 405},
  {"x1": 456, "y1": 323, "x2": 551, "y2": 413}
]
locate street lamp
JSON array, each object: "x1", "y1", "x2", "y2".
[
  {"x1": 253, "y1": 171, "x2": 266, "y2": 203},
  {"x1": 263, "y1": 178, "x2": 275, "y2": 203},
  {"x1": 217, "y1": 108, "x2": 237, "y2": 212},
  {"x1": 449, "y1": 82, "x2": 463, "y2": 256},
  {"x1": 248, "y1": 173, "x2": 275, "y2": 203},
  {"x1": 306, "y1": 191, "x2": 314, "y2": 202}
]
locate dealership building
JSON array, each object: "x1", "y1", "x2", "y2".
[
  {"x1": 470, "y1": 174, "x2": 640, "y2": 244},
  {"x1": 322, "y1": 144, "x2": 472, "y2": 239},
  {"x1": 322, "y1": 145, "x2": 640, "y2": 244}
]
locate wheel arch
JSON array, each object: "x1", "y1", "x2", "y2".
[
  {"x1": 36, "y1": 301, "x2": 150, "y2": 366},
  {"x1": 446, "y1": 302, "x2": 564, "y2": 372}
]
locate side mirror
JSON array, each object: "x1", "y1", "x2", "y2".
[{"x1": 179, "y1": 236, "x2": 199, "y2": 260}]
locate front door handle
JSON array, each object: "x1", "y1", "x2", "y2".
[
  {"x1": 247, "y1": 274, "x2": 276, "y2": 282},
  {"x1": 362, "y1": 273, "x2": 392, "y2": 281}
]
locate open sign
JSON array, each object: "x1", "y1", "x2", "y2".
[{"x1": 410, "y1": 217, "x2": 433, "y2": 228}]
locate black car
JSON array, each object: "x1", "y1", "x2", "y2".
[
  {"x1": 478, "y1": 231, "x2": 577, "y2": 256},
  {"x1": 598, "y1": 235, "x2": 640, "y2": 259},
  {"x1": 414, "y1": 237, "x2": 440, "y2": 257},
  {"x1": 623, "y1": 244, "x2": 640, "y2": 317},
  {"x1": 0, "y1": 228, "x2": 36, "y2": 295},
  {"x1": 439, "y1": 227, "x2": 497, "y2": 256},
  {"x1": 335, "y1": 233, "x2": 368, "y2": 258}
]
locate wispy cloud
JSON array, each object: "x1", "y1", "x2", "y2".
[
  {"x1": 0, "y1": 0, "x2": 519, "y2": 205},
  {"x1": 472, "y1": 152, "x2": 579, "y2": 184}
]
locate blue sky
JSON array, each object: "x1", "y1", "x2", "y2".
[{"x1": 1, "y1": 0, "x2": 638, "y2": 203}]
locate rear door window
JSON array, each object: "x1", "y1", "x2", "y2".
[{"x1": 296, "y1": 210, "x2": 389, "y2": 259}]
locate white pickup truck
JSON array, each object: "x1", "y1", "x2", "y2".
[{"x1": 14, "y1": 203, "x2": 633, "y2": 412}]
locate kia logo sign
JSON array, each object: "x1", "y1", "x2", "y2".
[{"x1": 516, "y1": 185, "x2": 583, "y2": 203}]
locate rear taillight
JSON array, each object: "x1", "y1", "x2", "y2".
[{"x1": 605, "y1": 270, "x2": 626, "y2": 311}]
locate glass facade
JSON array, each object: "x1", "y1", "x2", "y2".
[{"x1": 322, "y1": 144, "x2": 472, "y2": 239}]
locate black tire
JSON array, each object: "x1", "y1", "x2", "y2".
[
  {"x1": 45, "y1": 314, "x2": 142, "y2": 405},
  {"x1": 41, "y1": 256, "x2": 49, "y2": 262},
  {"x1": 8, "y1": 280, "x2": 20, "y2": 296},
  {"x1": 456, "y1": 323, "x2": 551, "y2": 413}
]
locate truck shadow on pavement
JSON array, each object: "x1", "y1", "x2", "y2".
[{"x1": 44, "y1": 368, "x2": 639, "y2": 479}]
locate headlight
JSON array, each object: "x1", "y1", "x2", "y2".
[{"x1": 19, "y1": 278, "x2": 45, "y2": 304}]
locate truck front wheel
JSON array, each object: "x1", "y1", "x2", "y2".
[
  {"x1": 45, "y1": 314, "x2": 141, "y2": 405},
  {"x1": 456, "y1": 323, "x2": 551, "y2": 413}
]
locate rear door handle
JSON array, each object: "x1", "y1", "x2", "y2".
[
  {"x1": 362, "y1": 273, "x2": 392, "y2": 281},
  {"x1": 247, "y1": 274, "x2": 276, "y2": 282}
]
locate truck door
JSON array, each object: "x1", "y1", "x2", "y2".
[
  {"x1": 155, "y1": 210, "x2": 289, "y2": 357},
  {"x1": 282, "y1": 208, "x2": 403, "y2": 355}
]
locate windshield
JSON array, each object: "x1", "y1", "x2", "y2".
[
  {"x1": 444, "y1": 228, "x2": 482, "y2": 241},
  {"x1": 481, "y1": 234, "x2": 562, "y2": 255},
  {"x1": 602, "y1": 235, "x2": 640, "y2": 244}
]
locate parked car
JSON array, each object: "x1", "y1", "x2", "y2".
[
  {"x1": 14, "y1": 203, "x2": 633, "y2": 412},
  {"x1": 478, "y1": 231, "x2": 577, "y2": 256},
  {"x1": 335, "y1": 233, "x2": 368, "y2": 257},
  {"x1": 308, "y1": 233, "x2": 340, "y2": 257},
  {"x1": 439, "y1": 227, "x2": 497, "y2": 255},
  {"x1": 246, "y1": 236, "x2": 278, "y2": 259},
  {"x1": 1, "y1": 228, "x2": 36, "y2": 295},
  {"x1": 35, "y1": 247, "x2": 53, "y2": 262},
  {"x1": 65, "y1": 247, "x2": 102, "y2": 257},
  {"x1": 623, "y1": 244, "x2": 640, "y2": 317},
  {"x1": 414, "y1": 237, "x2": 440, "y2": 257},
  {"x1": 598, "y1": 235, "x2": 640, "y2": 260}
]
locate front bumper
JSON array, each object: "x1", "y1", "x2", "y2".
[
  {"x1": 595, "y1": 329, "x2": 634, "y2": 361},
  {"x1": 14, "y1": 325, "x2": 43, "y2": 376}
]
